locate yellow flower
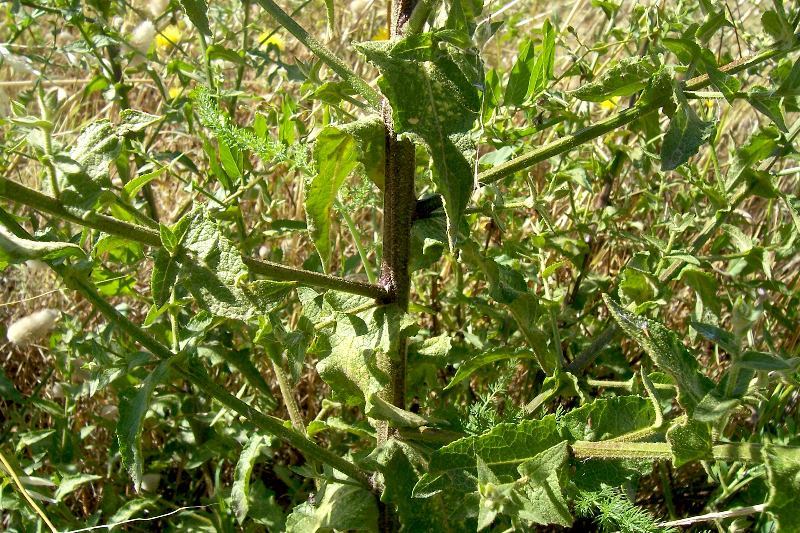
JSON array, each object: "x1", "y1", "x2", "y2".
[
  {"x1": 155, "y1": 24, "x2": 182, "y2": 50},
  {"x1": 371, "y1": 27, "x2": 389, "y2": 41},
  {"x1": 258, "y1": 32, "x2": 285, "y2": 51},
  {"x1": 599, "y1": 96, "x2": 621, "y2": 110},
  {"x1": 168, "y1": 86, "x2": 182, "y2": 100}
]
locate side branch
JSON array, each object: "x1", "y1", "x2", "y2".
[
  {"x1": 0, "y1": 177, "x2": 388, "y2": 300},
  {"x1": 251, "y1": 0, "x2": 382, "y2": 109}
]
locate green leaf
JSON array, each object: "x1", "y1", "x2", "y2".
[
  {"x1": 356, "y1": 32, "x2": 482, "y2": 248},
  {"x1": 191, "y1": 87, "x2": 301, "y2": 171},
  {"x1": 338, "y1": 116, "x2": 386, "y2": 189},
  {"x1": 503, "y1": 21, "x2": 555, "y2": 107},
  {"x1": 680, "y1": 269, "x2": 721, "y2": 316},
  {"x1": 55, "y1": 473, "x2": 102, "y2": 502},
  {"x1": 560, "y1": 396, "x2": 656, "y2": 490},
  {"x1": 560, "y1": 395, "x2": 655, "y2": 442},
  {"x1": 316, "y1": 305, "x2": 415, "y2": 408},
  {"x1": 362, "y1": 440, "x2": 443, "y2": 531},
  {"x1": 748, "y1": 87, "x2": 788, "y2": 132},
  {"x1": 0, "y1": 227, "x2": 84, "y2": 271},
  {"x1": 150, "y1": 249, "x2": 180, "y2": 307},
  {"x1": 666, "y1": 418, "x2": 712, "y2": 467},
  {"x1": 305, "y1": 126, "x2": 360, "y2": 271},
  {"x1": 738, "y1": 350, "x2": 800, "y2": 371},
  {"x1": 159, "y1": 223, "x2": 178, "y2": 255},
  {"x1": 232, "y1": 434, "x2": 265, "y2": 524},
  {"x1": 570, "y1": 56, "x2": 656, "y2": 102},
  {"x1": 461, "y1": 241, "x2": 557, "y2": 373},
  {"x1": 117, "y1": 358, "x2": 172, "y2": 492},
  {"x1": 504, "y1": 39, "x2": 536, "y2": 107},
  {"x1": 690, "y1": 321, "x2": 739, "y2": 355},
  {"x1": 179, "y1": 0, "x2": 211, "y2": 35},
  {"x1": 285, "y1": 479, "x2": 379, "y2": 532},
  {"x1": 763, "y1": 444, "x2": 800, "y2": 531},
  {"x1": 445, "y1": 349, "x2": 535, "y2": 390},
  {"x1": 123, "y1": 167, "x2": 165, "y2": 198},
  {"x1": 365, "y1": 395, "x2": 434, "y2": 427},
  {"x1": 69, "y1": 120, "x2": 121, "y2": 183},
  {"x1": 177, "y1": 211, "x2": 294, "y2": 321},
  {"x1": 603, "y1": 296, "x2": 714, "y2": 415},
  {"x1": 413, "y1": 415, "x2": 562, "y2": 496},
  {"x1": 761, "y1": 8, "x2": 794, "y2": 44},
  {"x1": 118, "y1": 109, "x2": 161, "y2": 135},
  {"x1": 516, "y1": 441, "x2": 573, "y2": 526},
  {"x1": 660, "y1": 96, "x2": 716, "y2": 171}
]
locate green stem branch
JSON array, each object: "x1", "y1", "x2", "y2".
[{"x1": 0, "y1": 176, "x2": 388, "y2": 299}]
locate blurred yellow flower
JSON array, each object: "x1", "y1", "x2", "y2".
[
  {"x1": 258, "y1": 32, "x2": 285, "y2": 51},
  {"x1": 599, "y1": 96, "x2": 620, "y2": 110},
  {"x1": 168, "y1": 86, "x2": 182, "y2": 99},
  {"x1": 371, "y1": 27, "x2": 389, "y2": 41},
  {"x1": 155, "y1": 24, "x2": 182, "y2": 50}
]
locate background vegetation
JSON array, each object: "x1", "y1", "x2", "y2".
[{"x1": 1, "y1": 0, "x2": 800, "y2": 531}]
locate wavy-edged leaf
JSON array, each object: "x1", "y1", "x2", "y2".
[
  {"x1": 604, "y1": 295, "x2": 714, "y2": 415},
  {"x1": 117, "y1": 358, "x2": 172, "y2": 492},
  {"x1": 305, "y1": 126, "x2": 360, "y2": 271},
  {"x1": 413, "y1": 415, "x2": 562, "y2": 497},
  {"x1": 516, "y1": 441, "x2": 573, "y2": 526},
  {"x1": 356, "y1": 32, "x2": 482, "y2": 248},
  {"x1": 362, "y1": 440, "x2": 442, "y2": 531},
  {"x1": 666, "y1": 418, "x2": 712, "y2": 467},
  {"x1": 561, "y1": 395, "x2": 656, "y2": 490},
  {"x1": 570, "y1": 56, "x2": 656, "y2": 102},
  {"x1": 763, "y1": 444, "x2": 800, "y2": 531},
  {"x1": 660, "y1": 96, "x2": 716, "y2": 171},
  {"x1": 178, "y1": 211, "x2": 293, "y2": 321},
  {"x1": 232, "y1": 434, "x2": 265, "y2": 524}
]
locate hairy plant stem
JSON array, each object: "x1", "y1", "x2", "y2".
[
  {"x1": 571, "y1": 441, "x2": 772, "y2": 463},
  {"x1": 251, "y1": 0, "x2": 381, "y2": 109},
  {"x1": 271, "y1": 359, "x2": 306, "y2": 433},
  {"x1": 376, "y1": 0, "x2": 418, "y2": 448},
  {"x1": 0, "y1": 176, "x2": 388, "y2": 299}
]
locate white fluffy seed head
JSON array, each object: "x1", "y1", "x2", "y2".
[
  {"x1": 6, "y1": 309, "x2": 59, "y2": 345},
  {"x1": 146, "y1": 0, "x2": 170, "y2": 18},
  {"x1": 130, "y1": 20, "x2": 156, "y2": 54}
]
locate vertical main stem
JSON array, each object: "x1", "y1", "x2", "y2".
[
  {"x1": 379, "y1": 130, "x2": 415, "y2": 410},
  {"x1": 376, "y1": 0, "x2": 417, "y2": 441}
]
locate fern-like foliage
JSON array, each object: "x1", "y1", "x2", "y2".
[
  {"x1": 575, "y1": 487, "x2": 677, "y2": 533},
  {"x1": 464, "y1": 376, "x2": 524, "y2": 435},
  {"x1": 191, "y1": 87, "x2": 310, "y2": 172}
]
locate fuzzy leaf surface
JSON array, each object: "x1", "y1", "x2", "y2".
[
  {"x1": 604, "y1": 296, "x2": 714, "y2": 415},
  {"x1": 357, "y1": 32, "x2": 482, "y2": 247}
]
